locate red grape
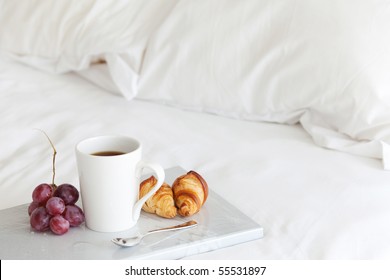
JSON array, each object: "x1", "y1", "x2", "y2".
[
  {"x1": 46, "y1": 197, "x2": 65, "y2": 216},
  {"x1": 63, "y1": 205, "x2": 85, "y2": 227},
  {"x1": 32, "y1": 183, "x2": 54, "y2": 204},
  {"x1": 29, "y1": 131, "x2": 85, "y2": 235},
  {"x1": 53, "y1": 184, "x2": 79, "y2": 205},
  {"x1": 50, "y1": 215, "x2": 70, "y2": 235},
  {"x1": 28, "y1": 201, "x2": 40, "y2": 216},
  {"x1": 30, "y1": 207, "x2": 51, "y2": 232}
]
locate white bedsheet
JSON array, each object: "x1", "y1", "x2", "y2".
[
  {"x1": 1, "y1": 58, "x2": 390, "y2": 259},
  {"x1": 3, "y1": 0, "x2": 390, "y2": 168}
]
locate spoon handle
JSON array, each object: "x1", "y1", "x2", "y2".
[{"x1": 145, "y1": 220, "x2": 197, "y2": 236}]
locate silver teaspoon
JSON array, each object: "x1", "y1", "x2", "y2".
[{"x1": 111, "y1": 220, "x2": 198, "y2": 247}]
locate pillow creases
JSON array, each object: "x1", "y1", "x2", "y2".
[{"x1": 2, "y1": 0, "x2": 390, "y2": 168}]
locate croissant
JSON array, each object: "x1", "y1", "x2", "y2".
[
  {"x1": 172, "y1": 170, "x2": 208, "y2": 217},
  {"x1": 139, "y1": 176, "x2": 177, "y2": 218}
]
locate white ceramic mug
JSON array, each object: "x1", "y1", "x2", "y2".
[{"x1": 75, "y1": 135, "x2": 165, "y2": 232}]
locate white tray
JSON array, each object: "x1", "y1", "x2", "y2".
[{"x1": 0, "y1": 166, "x2": 263, "y2": 259}]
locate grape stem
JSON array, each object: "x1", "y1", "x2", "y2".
[{"x1": 35, "y1": 129, "x2": 57, "y2": 186}]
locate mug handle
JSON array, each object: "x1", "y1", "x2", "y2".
[{"x1": 132, "y1": 160, "x2": 165, "y2": 222}]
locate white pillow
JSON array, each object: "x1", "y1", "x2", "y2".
[
  {"x1": 2, "y1": 0, "x2": 390, "y2": 167},
  {"x1": 0, "y1": 0, "x2": 177, "y2": 99},
  {"x1": 137, "y1": 0, "x2": 390, "y2": 166}
]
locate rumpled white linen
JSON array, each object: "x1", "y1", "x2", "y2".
[
  {"x1": 137, "y1": 0, "x2": 390, "y2": 169},
  {"x1": 1, "y1": 0, "x2": 390, "y2": 169},
  {"x1": 0, "y1": 0, "x2": 178, "y2": 98},
  {"x1": 2, "y1": 58, "x2": 390, "y2": 259}
]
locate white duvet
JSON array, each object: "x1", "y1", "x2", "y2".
[
  {"x1": 1, "y1": 56, "x2": 390, "y2": 259},
  {"x1": 2, "y1": 0, "x2": 390, "y2": 167},
  {"x1": 1, "y1": 0, "x2": 390, "y2": 259}
]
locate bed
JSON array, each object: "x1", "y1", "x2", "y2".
[{"x1": 1, "y1": 0, "x2": 390, "y2": 260}]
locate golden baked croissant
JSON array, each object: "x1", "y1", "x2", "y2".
[
  {"x1": 172, "y1": 170, "x2": 208, "y2": 217},
  {"x1": 139, "y1": 176, "x2": 177, "y2": 218}
]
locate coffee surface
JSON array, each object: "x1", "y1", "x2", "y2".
[{"x1": 91, "y1": 151, "x2": 125, "y2": 156}]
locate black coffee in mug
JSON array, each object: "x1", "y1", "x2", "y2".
[{"x1": 91, "y1": 151, "x2": 125, "y2": 156}]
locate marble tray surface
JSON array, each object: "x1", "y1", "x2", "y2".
[{"x1": 0, "y1": 166, "x2": 263, "y2": 260}]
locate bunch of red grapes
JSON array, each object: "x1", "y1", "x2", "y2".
[{"x1": 29, "y1": 183, "x2": 85, "y2": 235}]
